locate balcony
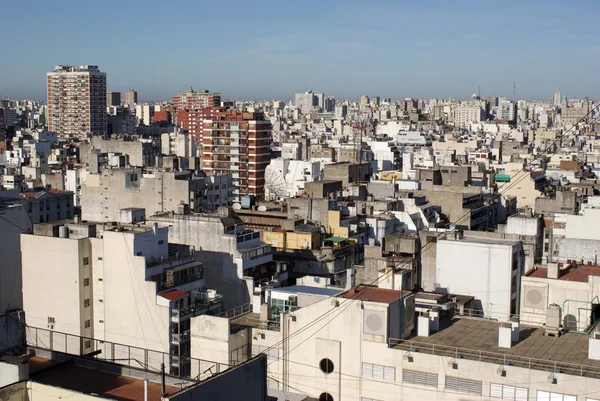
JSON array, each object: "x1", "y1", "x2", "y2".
[
  {"x1": 171, "y1": 330, "x2": 190, "y2": 344},
  {"x1": 158, "y1": 268, "x2": 204, "y2": 292},
  {"x1": 146, "y1": 248, "x2": 195, "y2": 269},
  {"x1": 170, "y1": 291, "x2": 224, "y2": 322}
]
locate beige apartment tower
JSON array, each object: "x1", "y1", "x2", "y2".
[{"x1": 47, "y1": 65, "x2": 107, "y2": 136}]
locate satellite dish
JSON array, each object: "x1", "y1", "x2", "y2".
[
  {"x1": 258, "y1": 205, "x2": 267, "y2": 212},
  {"x1": 232, "y1": 203, "x2": 242, "y2": 210}
]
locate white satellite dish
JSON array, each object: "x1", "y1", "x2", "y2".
[
  {"x1": 232, "y1": 203, "x2": 242, "y2": 210},
  {"x1": 258, "y1": 205, "x2": 267, "y2": 212}
]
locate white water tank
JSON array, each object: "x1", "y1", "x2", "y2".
[{"x1": 59, "y1": 226, "x2": 69, "y2": 238}]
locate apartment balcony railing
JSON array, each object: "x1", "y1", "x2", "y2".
[
  {"x1": 146, "y1": 248, "x2": 195, "y2": 268},
  {"x1": 171, "y1": 330, "x2": 191, "y2": 344},
  {"x1": 171, "y1": 292, "x2": 224, "y2": 321},
  {"x1": 158, "y1": 271, "x2": 204, "y2": 291}
]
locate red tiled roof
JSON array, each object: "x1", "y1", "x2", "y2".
[
  {"x1": 526, "y1": 264, "x2": 600, "y2": 283},
  {"x1": 19, "y1": 190, "x2": 73, "y2": 199},
  {"x1": 159, "y1": 289, "x2": 187, "y2": 301},
  {"x1": 339, "y1": 285, "x2": 406, "y2": 303}
]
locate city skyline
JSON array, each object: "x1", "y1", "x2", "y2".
[{"x1": 1, "y1": 1, "x2": 599, "y2": 101}]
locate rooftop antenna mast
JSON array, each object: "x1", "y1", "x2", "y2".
[{"x1": 513, "y1": 82, "x2": 516, "y2": 102}]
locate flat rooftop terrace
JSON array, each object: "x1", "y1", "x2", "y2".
[
  {"x1": 32, "y1": 362, "x2": 181, "y2": 401},
  {"x1": 393, "y1": 317, "x2": 600, "y2": 378}
]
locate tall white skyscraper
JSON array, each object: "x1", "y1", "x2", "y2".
[
  {"x1": 47, "y1": 65, "x2": 107, "y2": 136},
  {"x1": 554, "y1": 91, "x2": 561, "y2": 107},
  {"x1": 294, "y1": 90, "x2": 317, "y2": 114},
  {"x1": 497, "y1": 99, "x2": 517, "y2": 122}
]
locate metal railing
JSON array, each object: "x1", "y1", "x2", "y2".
[
  {"x1": 216, "y1": 303, "x2": 252, "y2": 319},
  {"x1": 158, "y1": 271, "x2": 204, "y2": 291},
  {"x1": 25, "y1": 325, "x2": 229, "y2": 379},
  {"x1": 146, "y1": 248, "x2": 195, "y2": 268},
  {"x1": 388, "y1": 337, "x2": 600, "y2": 379}
]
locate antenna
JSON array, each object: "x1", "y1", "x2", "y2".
[
  {"x1": 478, "y1": 86, "x2": 481, "y2": 99},
  {"x1": 513, "y1": 82, "x2": 516, "y2": 102}
]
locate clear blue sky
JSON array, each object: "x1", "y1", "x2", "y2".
[{"x1": 2, "y1": 0, "x2": 598, "y2": 102}]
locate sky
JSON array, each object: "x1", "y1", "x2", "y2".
[{"x1": 1, "y1": 0, "x2": 599, "y2": 102}]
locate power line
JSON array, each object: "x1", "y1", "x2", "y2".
[{"x1": 261, "y1": 102, "x2": 600, "y2": 375}]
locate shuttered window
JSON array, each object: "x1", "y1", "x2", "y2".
[
  {"x1": 361, "y1": 362, "x2": 396, "y2": 381},
  {"x1": 403, "y1": 369, "x2": 438, "y2": 388},
  {"x1": 537, "y1": 392, "x2": 576, "y2": 401},
  {"x1": 445, "y1": 376, "x2": 482, "y2": 395},
  {"x1": 491, "y1": 383, "x2": 528, "y2": 401}
]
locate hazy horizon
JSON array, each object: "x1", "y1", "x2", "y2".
[{"x1": 2, "y1": 0, "x2": 598, "y2": 102}]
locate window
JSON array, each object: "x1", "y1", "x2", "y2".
[
  {"x1": 361, "y1": 362, "x2": 395, "y2": 381},
  {"x1": 158, "y1": 240, "x2": 165, "y2": 245},
  {"x1": 84, "y1": 320, "x2": 91, "y2": 328},
  {"x1": 320, "y1": 358, "x2": 334, "y2": 374},
  {"x1": 98, "y1": 278, "x2": 103, "y2": 281},
  {"x1": 536, "y1": 391, "x2": 576, "y2": 401},
  {"x1": 83, "y1": 257, "x2": 89, "y2": 265},
  {"x1": 402, "y1": 369, "x2": 438, "y2": 388},
  {"x1": 83, "y1": 278, "x2": 89, "y2": 286},
  {"x1": 99, "y1": 299, "x2": 103, "y2": 303},
  {"x1": 84, "y1": 340, "x2": 91, "y2": 348},
  {"x1": 84, "y1": 299, "x2": 90, "y2": 307},
  {"x1": 136, "y1": 252, "x2": 142, "y2": 256},
  {"x1": 48, "y1": 317, "x2": 55, "y2": 324},
  {"x1": 491, "y1": 383, "x2": 528, "y2": 401},
  {"x1": 319, "y1": 393, "x2": 333, "y2": 401},
  {"x1": 99, "y1": 320, "x2": 104, "y2": 323},
  {"x1": 98, "y1": 257, "x2": 103, "y2": 261},
  {"x1": 445, "y1": 376, "x2": 482, "y2": 395}
]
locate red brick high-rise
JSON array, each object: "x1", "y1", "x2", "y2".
[
  {"x1": 202, "y1": 110, "x2": 271, "y2": 201},
  {"x1": 173, "y1": 88, "x2": 221, "y2": 112},
  {"x1": 176, "y1": 107, "x2": 227, "y2": 144}
]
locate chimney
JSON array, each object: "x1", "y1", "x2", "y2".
[{"x1": 547, "y1": 262, "x2": 560, "y2": 279}]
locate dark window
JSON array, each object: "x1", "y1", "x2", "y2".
[
  {"x1": 84, "y1": 320, "x2": 90, "y2": 328},
  {"x1": 320, "y1": 358, "x2": 334, "y2": 374},
  {"x1": 83, "y1": 257, "x2": 89, "y2": 265},
  {"x1": 83, "y1": 278, "x2": 89, "y2": 286},
  {"x1": 158, "y1": 240, "x2": 165, "y2": 245},
  {"x1": 85, "y1": 340, "x2": 91, "y2": 348},
  {"x1": 84, "y1": 299, "x2": 90, "y2": 307}
]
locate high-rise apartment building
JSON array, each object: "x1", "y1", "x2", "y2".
[
  {"x1": 497, "y1": 99, "x2": 517, "y2": 122},
  {"x1": 202, "y1": 110, "x2": 272, "y2": 201},
  {"x1": 295, "y1": 90, "x2": 317, "y2": 114},
  {"x1": 360, "y1": 95, "x2": 370, "y2": 106},
  {"x1": 106, "y1": 92, "x2": 121, "y2": 106},
  {"x1": 173, "y1": 88, "x2": 221, "y2": 111},
  {"x1": 47, "y1": 65, "x2": 107, "y2": 136},
  {"x1": 324, "y1": 96, "x2": 336, "y2": 112},
  {"x1": 176, "y1": 107, "x2": 228, "y2": 144},
  {"x1": 123, "y1": 89, "x2": 138, "y2": 108}
]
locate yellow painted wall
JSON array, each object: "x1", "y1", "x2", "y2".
[
  {"x1": 261, "y1": 231, "x2": 286, "y2": 248},
  {"x1": 327, "y1": 210, "x2": 350, "y2": 238}
]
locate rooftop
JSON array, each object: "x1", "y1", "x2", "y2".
[
  {"x1": 525, "y1": 264, "x2": 600, "y2": 283},
  {"x1": 19, "y1": 189, "x2": 73, "y2": 199},
  {"x1": 394, "y1": 317, "x2": 600, "y2": 378},
  {"x1": 29, "y1": 359, "x2": 181, "y2": 401},
  {"x1": 339, "y1": 285, "x2": 408, "y2": 304},
  {"x1": 273, "y1": 285, "x2": 343, "y2": 297},
  {"x1": 158, "y1": 289, "x2": 188, "y2": 301}
]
